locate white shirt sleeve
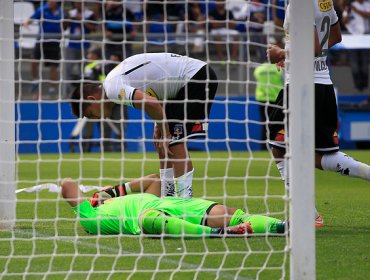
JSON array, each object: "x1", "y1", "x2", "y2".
[{"x1": 103, "y1": 76, "x2": 136, "y2": 107}]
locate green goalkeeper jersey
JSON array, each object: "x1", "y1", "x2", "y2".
[{"x1": 73, "y1": 193, "x2": 217, "y2": 235}]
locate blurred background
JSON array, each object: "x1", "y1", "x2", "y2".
[{"x1": 12, "y1": 0, "x2": 370, "y2": 153}]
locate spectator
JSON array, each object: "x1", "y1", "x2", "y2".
[
  {"x1": 166, "y1": 0, "x2": 186, "y2": 21},
  {"x1": 26, "y1": 0, "x2": 42, "y2": 10},
  {"x1": 22, "y1": 0, "x2": 63, "y2": 99},
  {"x1": 334, "y1": 0, "x2": 349, "y2": 31},
  {"x1": 126, "y1": 0, "x2": 144, "y2": 21},
  {"x1": 186, "y1": 2, "x2": 207, "y2": 53},
  {"x1": 209, "y1": 0, "x2": 240, "y2": 62},
  {"x1": 271, "y1": 0, "x2": 286, "y2": 45},
  {"x1": 64, "y1": 1, "x2": 97, "y2": 97},
  {"x1": 342, "y1": 0, "x2": 370, "y2": 91},
  {"x1": 253, "y1": 63, "x2": 283, "y2": 149},
  {"x1": 104, "y1": 53, "x2": 129, "y2": 152},
  {"x1": 144, "y1": 1, "x2": 175, "y2": 45},
  {"x1": 245, "y1": 0, "x2": 267, "y2": 62},
  {"x1": 104, "y1": 0, "x2": 137, "y2": 59}
]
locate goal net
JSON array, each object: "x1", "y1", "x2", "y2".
[{"x1": 1, "y1": 0, "x2": 315, "y2": 279}]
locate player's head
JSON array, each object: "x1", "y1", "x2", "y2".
[{"x1": 70, "y1": 84, "x2": 113, "y2": 119}]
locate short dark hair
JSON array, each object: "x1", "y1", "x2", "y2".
[{"x1": 70, "y1": 83, "x2": 100, "y2": 118}]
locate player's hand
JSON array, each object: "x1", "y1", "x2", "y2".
[
  {"x1": 267, "y1": 45, "x2": 285, "y2": 64},
  {"x1": 89, "y1": 185, "x2": 126, "y2": 207},
  {"x1": 153, "y1": 125, "x2": 173, "y2": 157},
  {"x1": 153, "y1": 125, "x2": 162, "y2": 151},
  {"x1": 22, "y1": 20, "x2": 31, "y2": 29},
  {"x1": 156, "y1": 135, "x2": 173, "y2": 158},
  {"x1": 276, "y1": 60, "x2": 285, "y2": 71}
]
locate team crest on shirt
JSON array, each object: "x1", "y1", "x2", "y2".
[
  {"x1": 146, "y1": 88, "x2": 159, "y2": 99},
  {"x1": 173, "y1": 124, "x2": 184, "y2": 140},
  {"x1": 318, "y1": 0, "x2": 332, "y2": 12},
  {"x1": 118, "y1": 89, "x2": 126, "y2": 101}
]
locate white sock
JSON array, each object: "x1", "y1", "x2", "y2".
[
  {"x1": 124, "y1": 182, "x2": 132, "y2": 194},
  {"x1": 160, "y1": 168, "x2": 175, "y2": 197},
  {"x1": 321, "y1": 151, "x2": 370, "y2": 181},
  {"x1": 276, "y1": 161, "x2": 289, "y2": 188},
  {"x1": 174, "y1": 168, "x2": 194, "y2": 198}
]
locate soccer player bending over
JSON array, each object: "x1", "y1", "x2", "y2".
[
  {"x1": 61, "y1": 175, "x2": 286, "y2": 237},
  {"x1": 267, "y1": 0, "x2": 370, "y2": 227},
  {"x1": 70, "y1": 53, "x2": 219, "y2": 198}
]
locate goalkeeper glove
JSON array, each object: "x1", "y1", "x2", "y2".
[{"x1": 89, "y1": 184, "x2": 127, "y2": 207}]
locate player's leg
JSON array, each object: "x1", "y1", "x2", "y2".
[
  {"x1": 128, "y1": 174, "x2": 161, "y2": 196},
  {"x1": 156, "y1": 140, "x2": 176, "y2": 197},
  {"x1": 31, "y1": 42, "x2": 41, "y2": 98},
  {"x1": 315, "y1": 84, "x2": 370, "y2": 181},
  {"x1": 44, "y1": 42, "x2": 60, "y2": 96},
  {"x1": 267, "y1": 89, "x2": 289, "y2": 184},
  {"x1": 168, "y1": 64, "x2": 218, "y2": 198},
  {"x1": 207, "y1": 205, "x2": 286, "y2": 234},
  {"x1": 139, "y1": 208, "x2": 251, "y2": 237},
  {"x1": 318, "y1": 151, "x2": 370, "y2": 181},
  {"x1": 139, "y1": 209, "x2": 212, "y2": 236},
  {"x1": 60, "y1": 178, "x2": 86, "y2": 207},
  {"x1": 269, "y1": 88, "x2": 323, "y2": 225},
  {"x1": 169, "y1": 143, "x2": 194, "y2": 198},
  {"x1": 162, "y1": 117, "x2": 193, "y2": 198}
]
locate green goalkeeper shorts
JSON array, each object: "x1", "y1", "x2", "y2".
[{"x1": 73, "y1": 193, "x2": 218, "y2": 235}]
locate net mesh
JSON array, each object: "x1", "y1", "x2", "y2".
[{"x1": 2, "y1": 0, "x2": 289, "y2": 278}]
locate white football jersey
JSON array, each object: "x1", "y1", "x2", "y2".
[
  {"x1": 283, "y1": 0, "x2": 338, "y2": 84},
  {"x1": 103, "y1": 53, "x2": 207, "y2": 107}
]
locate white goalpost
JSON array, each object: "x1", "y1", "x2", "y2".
[
  {"x1": 0, "y1": 0, "x2": 16, "y2": 230},
  {"x1": 289, "y1": 0, "x2": 315, "y2": 279},
  {"x1": 1, "y1": 0, "x2": 315, "y2": 278}
]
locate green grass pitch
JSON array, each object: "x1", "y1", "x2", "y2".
[{"x1": 1, "y1": 150, "x2": 369, "y2": 279}]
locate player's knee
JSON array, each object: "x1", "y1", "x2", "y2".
[{"x1": 139, "y1": 209, "x2": 166, "y2": 234}]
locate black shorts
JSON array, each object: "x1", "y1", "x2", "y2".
[
  {"x1": 33, "y1": 42, "x2": 61, "y2": 66},
  {"x1": 165, "y1": 65, "x2": 218, "y2": 146},
  {"x1": 268, "y1": 84, "x2": 339, "y2": 153}
]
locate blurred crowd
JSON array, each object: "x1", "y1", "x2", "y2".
[
  {"x1": 16, "y1": 0, "x2": 286, "y2": 97},
  {"x1": 13, "y1": 0, "x2": 370, "y2": 153},
  {"x1": 15, "y1": 0, "x2": 370, "y2": 95}
]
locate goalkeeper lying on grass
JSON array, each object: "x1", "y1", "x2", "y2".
[{"x1": 61, "y1": 175, "x2": 286, "y2": 237}]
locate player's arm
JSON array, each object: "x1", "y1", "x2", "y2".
[
  {"x1": 61, "y1": 178, "x2": 86, "y2": 207},
  {"x1": 89, "y1": 174, "x2": 161, "y2": 207},
  {"x1": 328, "y1": 21, "x2": 342, "y2": 48}
]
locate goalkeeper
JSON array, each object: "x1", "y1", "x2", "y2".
[{"x1": 61, "y1": 176, "x2": 286, "y2": 237}]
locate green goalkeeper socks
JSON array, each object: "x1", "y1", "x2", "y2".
[
  {"x1": 141, "y1": 209, "x2": 212, "y2": 237},
  {"x1": 229, "y1": 209, "x2": 284, "y2": 234}
]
